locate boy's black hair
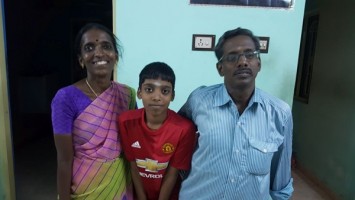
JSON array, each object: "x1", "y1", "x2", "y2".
[{"x1": 139, "y1": 62, "x2": 175, "y2": 90}]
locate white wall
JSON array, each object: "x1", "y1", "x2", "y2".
[{"x1": 114, "y1": 0, "x2": 305, "y2": 110}]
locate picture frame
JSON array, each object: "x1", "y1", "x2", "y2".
[{"x1": 190, "y1": 0, "x2": 294, "y2": 8}]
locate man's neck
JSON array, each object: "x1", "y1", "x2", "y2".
[{"x1": 227, "y1": 85, "x2": 255, "y2": 115}]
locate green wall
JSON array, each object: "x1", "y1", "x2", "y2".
[
  {"x1": 114, "y1": 0, "x2": 305, "y2": 110},
  {"x1": 293, "y1": 1, "x2": 355, "y2": 200}
]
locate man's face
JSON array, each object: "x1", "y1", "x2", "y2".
[{"x1": 217, "y1": 35, "x2": 261, "y2": 91}]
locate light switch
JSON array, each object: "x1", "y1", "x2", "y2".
[
  {"x1": 258, "y1": 36, "x2": 270, "y2": 53},
  {"x1": 192, "y1": 34, "x2": 215, "y2": 51}
]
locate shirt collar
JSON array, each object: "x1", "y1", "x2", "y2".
[
  {"x1": 213, "y1": 84, "x2": 264, "y2": 107},
  {"x1": 249, "y1": 88, "x2": 263, "y2": 107}
]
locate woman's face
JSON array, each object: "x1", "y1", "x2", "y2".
[{"x1": 78, "y1": 28, "x2": 118, "y2": 78}]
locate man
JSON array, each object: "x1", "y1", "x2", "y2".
[{"x1": 179, "y1": 27, "x2": 293, "y2": 200}]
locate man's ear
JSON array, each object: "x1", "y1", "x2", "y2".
[
  {"x1": 257, "y1": 59, "x2": 261, "y2": 72},
  {"x1": 216, "y1": 63, "x2": 224, "y2": 76},
  {"x1": 137, "y1": 88, "x2": 142, "y2": 99}
]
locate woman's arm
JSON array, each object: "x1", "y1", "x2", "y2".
[
  {"x1": 130, "y1": 161, "x2": 147, "y2": 200},
  {"x1": 54, "y1": 134, "x2": 73, "y2": 200},
  {"x1": 158, "y1": 166, "x2": 179, "y2": 200}
]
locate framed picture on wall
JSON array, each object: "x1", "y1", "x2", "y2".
[{"x1": 190, "y1": 0, "x2": 294, "y2": 8}]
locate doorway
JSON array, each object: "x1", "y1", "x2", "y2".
[{"x1": 3, "y1": 0, "x2": 112, "y2": 199}]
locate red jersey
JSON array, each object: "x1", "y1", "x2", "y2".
[{"x1": 118, "y1": 108, "x2": 196, "y2": 200}]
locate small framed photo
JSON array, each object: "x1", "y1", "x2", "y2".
[
  {"x1": 192, "y1": 34, "x2": 216, "y2": 51},
  {"x1": 258, "y1": 36, "x2": 270, "y2": 53}
]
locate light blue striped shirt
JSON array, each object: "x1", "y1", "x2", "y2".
[{"x1": 179, "y1": 84, "x2": 293, "y2": 200}]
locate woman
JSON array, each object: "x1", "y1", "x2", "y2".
[{"x1": 51, "y1": 23, "x2": 136, "y2": 200}]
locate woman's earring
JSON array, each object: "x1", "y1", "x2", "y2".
[{"x1": 81, "y1": 64, "x2": 85, "y2": 69}]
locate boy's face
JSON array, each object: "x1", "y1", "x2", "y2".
[{"x1": 137, "y1": 78, "x2": 174, "y2": 117}]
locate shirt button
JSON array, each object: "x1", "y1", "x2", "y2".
[
  {"x1": 231, "y1": 178, "x2": 235, "y2": 183},
  {"x1": 235, "y1": 149, "x2": 240, "y2": 153},
  {"x1": 263, "y1": 149, "x2": 267, "y2": 153}
]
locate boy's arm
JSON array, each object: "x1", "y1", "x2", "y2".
[
  {"x1": 158, "y1": 166, "x2": 179, "y2": 200},
  {"x1": 130, "y1": 161, "x2": 147, "y2": 200}
]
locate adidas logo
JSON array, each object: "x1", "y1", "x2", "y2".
[{"x1": 131, "y1": 141, "x2": 141, "y2": 148}]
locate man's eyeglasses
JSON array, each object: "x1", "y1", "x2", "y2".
[{"x1": 218, "y1": 50, "x2": 260, "y2": 63}]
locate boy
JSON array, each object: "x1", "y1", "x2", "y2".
[{"x1": 118, "y1": 62, "x2": 196, "y2": 200}]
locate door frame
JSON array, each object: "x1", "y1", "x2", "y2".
[{"x1": 0, "y1": 0, "x2": 16, "y2": 199}]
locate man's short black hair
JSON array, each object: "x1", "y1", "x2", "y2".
[{"x1": 214, "y1": 27, "x2": 260, "y2": 61}]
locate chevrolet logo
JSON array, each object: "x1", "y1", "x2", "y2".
[{"x1": 136, "y1": 158, "x2": 169, "y2": 173}]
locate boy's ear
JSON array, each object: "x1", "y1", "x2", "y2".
[
  {"x1": 137, "y1": 88, "x2": 142, "y2": 99},
  {"x1": 171, "y1": 91, "x2": 175, "y2": 101}
]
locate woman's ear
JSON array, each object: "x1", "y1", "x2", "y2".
[
  {"x1": 115, "y1": 53, "x2": 119, "y2": 64},
  {"x1": 78, "y1": 57, "x2": 84, "y2": 69}
]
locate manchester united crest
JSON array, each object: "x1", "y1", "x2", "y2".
[{"x1": 162, "y1": 143, "x2": 175, "y2": 154}]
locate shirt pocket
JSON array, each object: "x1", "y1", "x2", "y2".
[{"x1": 246, "y1": 139, "x2": 279, "y2": 175}]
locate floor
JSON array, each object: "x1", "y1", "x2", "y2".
[
  {"x1": 291, "y1": 169, "x2": 334, "y2": 200},
  {"x1": 14, "y1": 135, "x2": 57, "y2": 200},
  {"x1": 14, "y1": 136, "x2": 336, "y2": 200}
]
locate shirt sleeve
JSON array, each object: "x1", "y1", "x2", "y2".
[
  {"x1": 269, "y1": 110, "x2": 294, "y2": 199},
  {"x1": 51, "y1": 89, "x2": 75, "y2": 134},
  {"x1": 118, "y1": 116, "x2": 134, "y2": 161},
  {"x1": 169, "y1": 122, "x2": 197, "y2": 170},
  {"x1": 178, "y1": 101, "x2": 193, "y2": 121},
  {"x1": 178, "y1": 88, "x2": 200, "y2": 120}
]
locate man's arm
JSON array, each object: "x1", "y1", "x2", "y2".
[
  {"x1": 130, "y1": 161, "x2": 147, "y2": 200},
  {"x1": 158, "y1": 166, "x2": 179, "y2": 200},
  {"x1": 270, "y1": 111, "x2": 294, "y2": 200}
]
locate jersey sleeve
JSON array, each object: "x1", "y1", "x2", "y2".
[
  {"x1": 118, "y1": 115, "x2": 134, "y2": 161},
  {"x1": 169, "y1": 122, "x2": 197, "y2": 170}
]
